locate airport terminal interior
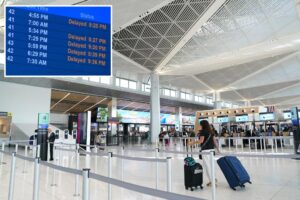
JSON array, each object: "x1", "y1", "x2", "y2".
[{"x1": 1, "y1": 0, "x2": 300, "y2": 200}]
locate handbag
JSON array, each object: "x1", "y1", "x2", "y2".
[{"x1": 199, "y1": 134, "x2": 212, "y2": 160}]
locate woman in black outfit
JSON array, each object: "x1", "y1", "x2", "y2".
[{"x1": 189, "y1": 120, "x2": 220, "y2": 186}]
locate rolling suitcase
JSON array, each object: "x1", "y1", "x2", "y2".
[
  {"x1": 184, "y1": 146, "x2": 203, "y2": 191},
  {"x1": 217, "y1": 156, "x2": 251, "y2": 190}
]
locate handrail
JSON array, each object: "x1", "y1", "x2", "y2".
[
  {"x1": 89, "y1": 172, "x2": 204, "y2": 200},
  {"x1": 40, "y1": 161, "x2": 82, "y2": 175},
  {"x1": 0, "y1": 149, "x2": 206, "y2": 200},
  {"x1": 113, "y1": 154, "x2": 167, "y2": 163}
]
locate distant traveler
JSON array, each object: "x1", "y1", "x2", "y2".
[
  {"x1": 188, "y1": 120, "x2": 220, "y2": 187},
  {"x1": 48, "y1": 128, "x2": 56, "y2": 161},
  {"x1": 211, "y1": 124, "x2": 218, "y2": 137}
]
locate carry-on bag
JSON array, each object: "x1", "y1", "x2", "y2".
[
  {"x1": 217, "y1": 156, "x2": 251, "y2": 190},
  {"x1": 184, "y1": 145, "x2": 203, "y2": 191}
]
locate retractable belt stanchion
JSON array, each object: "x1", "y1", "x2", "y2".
[
  {"x1": 8, "y1": 152, "x2": 16, "y2": 200},
  {"x1": 108, "y1": 152, "x2": 112, "y2": 200},
  {"x1": 275, "y1": 138, "x2": 278, "y2": 153},
  {"x1": 1, "y1": 142, "x2": 5, "y2": 163},
  {"x1": 241, "y1": 138, "x2": 244, "y2": 152},
  {"x1": 271, "y1": 138, "x2": 274, "y2": 153},
  {"x1": 255, "y1": 139, "x2": 257, "y2": 152},
  {"x1": 121, "y1": 146, "x2": 124, "y2": 181},
  {"x1": 23, "y1": 145, "x2": 28, "y2": 173},
  {"x1": 33, "y1": 140, "x2": 37, "y2": 158},
  {"x1": 82, "y1": 168, "x2": 90, "y2": 200},
  {"x1": 166, "y1": 157, "x2": 172, "y2": 192},
  {"x1": 210, "y1": 151, "x2": 216, "y2": 200},
  {"x1": 280, "y1": 137, "x2": 283, "y2": 152},
  {"x1": 248, "y1": 138, "x2": 251, "y2": 153},
  {"x1": 33, "y1": 157, "x2": 40, "y2": 200},
  {"x1": 15, "y1": 144, "x2": 18, "y2": 153},
  {"x1": 74, "y1": 144, "x2": 80, "y2": 196},
  {"x1": 263, "y1": 137, "x2": 266, "y2": 152},
  {"x1": 155, "y1": 148, "x2": 159, "y2": 189},
  {"x1": 50, "y1": 143, "x2": 57, "y2": 187},
  {"x1": 260, "y1": 138, "x2": 263, "y2": 153}
]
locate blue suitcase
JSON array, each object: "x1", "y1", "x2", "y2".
[{"x1": 217, "y1": 156, "x2": 251, "y2": 190}]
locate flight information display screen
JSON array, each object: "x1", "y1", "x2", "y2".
[
  {"x1": 259, "y1": 113, "x2": 274, "y2": 121},
  {"x1": 217, "y1": 116, "x2": 229, "y2": 123},
  {"x1": 235, "y1": 115, "x2": 249, "y2": 122},
  {"x1": 5, "y1": 6, "x2": 111, "y2": 76}
]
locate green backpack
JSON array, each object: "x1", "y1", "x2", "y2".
[{"x1": 184, "y1": 157, "x2": 196, "y2": 166}]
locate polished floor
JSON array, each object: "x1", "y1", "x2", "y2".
[{"x1": 0, "y1": 144, "x2": 300, "y2": 200}]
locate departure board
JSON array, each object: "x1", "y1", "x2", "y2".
[{"x1": 5, "y1": 6, "x2": 111, "y2": 76}]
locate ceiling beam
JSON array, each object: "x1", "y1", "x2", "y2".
[
  {"x1": 220, "y1": 51, "x2": 300, "y2": 91},
  {"x1": 273, "y1": 96, "x2": 300, "y2": 106},
  {"x1": 161, "y1": 33, "x2": 300, "y2": 76},
  {"x1": 84, "y1": 98, "x2": 107, "y2": 112},
  {"x1": 115, "y1": 0, "x2": 174, "y2": 31},
  {"x1": 113, "y1": 50, "x2": 151, "y2": 73},
  {"x1": 191, "y1": 75, "x2": 214, "y2": 91},
  {"x1": 51, "y1": 93, "x2": 70, "y2": 110},
  {"x1": 233, "y1": 90, "x2": 247, "y2": 101},
  {"x1": 132, "y1": 103, "x2": 148, "y2": 111},
  {"x1": 64, "y1": 96, "x2": 90, "y2": 113},
  {"x1": 119, "y1": 102, "x2": 135, "y2": 110},
  {"x1": 253, "y1": 81, "x2": 300, "y2": 100},
  {"x1": 155, "y1": 0, "x2": 227, "y2": 72},
  {"x1": 160, "y1": 75, "x2": 187, "y2": 83}
]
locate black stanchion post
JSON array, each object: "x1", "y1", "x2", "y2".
[{"x1": 37, "y1": 128, "x2": 48, "y2": 161}]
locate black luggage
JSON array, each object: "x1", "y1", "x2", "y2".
[{"x1": 184, "y1": 146, "x2": 203, "y2": 191}]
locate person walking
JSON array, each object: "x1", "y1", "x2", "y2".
[
  {"x1": 48, "y1": 128, "x2": 56, "y2": 161},
  {"x1": 188, "y1": 120, "x2": 220, "y2": 186}
]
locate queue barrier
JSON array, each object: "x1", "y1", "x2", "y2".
[
  {"x1": 77, "y1": 145, "x2": 173, "y2": 193},
  {"x1": 0, "y1": 149, "x2": 206, "y2": 200},
  {"x1": 160, "y1": 136, "x2": 295, "y2": 154}
]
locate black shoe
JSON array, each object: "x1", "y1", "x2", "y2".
[{"x1": 49, "y1": 158, "x2": 54, "y2": 161}]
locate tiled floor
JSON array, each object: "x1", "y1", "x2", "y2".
[{"x1": 0, "y1": 144, "x2": 300, "y2": 200}]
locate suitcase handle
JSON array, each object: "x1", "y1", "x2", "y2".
[{"x1": 186, "y1": 138, "x2": 193, "y2": 157}]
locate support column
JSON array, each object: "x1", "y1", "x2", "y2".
[
  {"x1": 176, "y1": 107, "x2": 183, "y2": 132},
  {"x1": 108, "y1": 97, "x2": 117, "y2": 136},
  {"x1": 150, "y1": 73, "x2": 161, "y2": 144},
  {"x1": 244, "y1": 101, "x2": 251, "y2": 107},
  {"x1": 86, "y1": 111, "x2": 91, "y2": 152},
  {"x1": 213, "y1": 91, "x2": 222, "y2": 109}
]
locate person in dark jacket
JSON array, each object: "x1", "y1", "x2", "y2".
[{"x1": 48, "y1": 128, "x2": 56, "y2": 161}]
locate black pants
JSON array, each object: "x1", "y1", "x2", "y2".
[{"x1": 50, "y1": 144, "x2": 54, "y2": 160}]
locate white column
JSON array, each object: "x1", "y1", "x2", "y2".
[
  {"x1": 108, "y1": 97, "x2": 117, "y2": 136},
  {"x1": 244, "y1": 101, "x2": 251, "y2": 107},
  {"x1": 150, "y1": 73, "x2": 161, "y2": 144},
  {"x1": 213, "y1": 91, "x2": 222, "y2": 109},
  {"x1": 176, "y1": 107, "x2": 183, "y2": 132},
  {"x1": 86, "y1": 111, "x2": 91, "y2": 152}
]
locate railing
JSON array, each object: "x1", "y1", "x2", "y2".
[
  {"x1": 0, "y1": 147, "x2": 206, "y2": 200},
  {"x1": 3, "y1": 138, "x2": 300, "y2": 200},
  {"x1": 158, "y1": 136, "x2": 295, "y2": 154}
]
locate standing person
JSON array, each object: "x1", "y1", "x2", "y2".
[
  {"x1": 48, "y1": 128, "x2": 56, "y2": 161},
  {"x1": 188, "y1": 120, "x2": 220, "y2": 187}
]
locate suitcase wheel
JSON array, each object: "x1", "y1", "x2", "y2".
[
  {"x1": 231, "y1": 187, "x2": 236, "y2": 191},
  {"x1": 248, "y1": 181, "x2": 252, "y2": 184},
  {"x1": 185, "y1": 187, "x2": 188, "y2": 190},
  {"x1": 191, "y1": 188, "x2": 194, "y2": 191},
  {"x1": 200, "y1": 186, "x2": 203, "y2": 189},
  {"x1": 240, "y1": 185, "x2": 245, "y2": 188}
]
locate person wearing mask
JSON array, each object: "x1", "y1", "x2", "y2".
[
  {"x1": 188, "y1": 120, "x2": 220, "y2": 187},
  {"x1": 48, "y1": 128, "x2": 56, "y2": 161}
]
